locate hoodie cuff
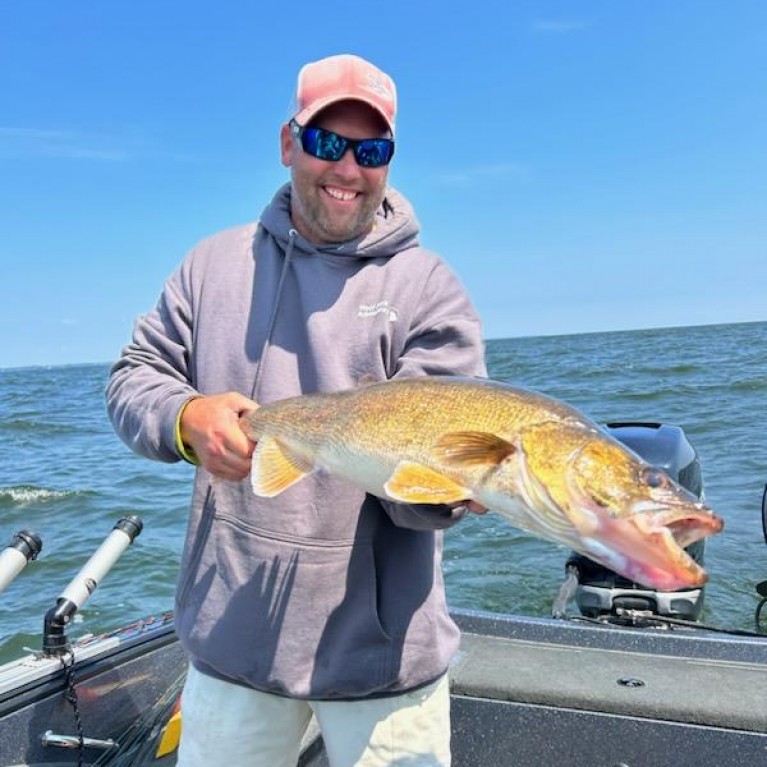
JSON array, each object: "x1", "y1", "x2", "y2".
[{"x1": 175, "y1": 397, "x2": 201, "y2": 465}]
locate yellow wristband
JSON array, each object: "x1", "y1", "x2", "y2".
[{"x1": 175, "y1": 398, "x2": 201, "y2": 465}]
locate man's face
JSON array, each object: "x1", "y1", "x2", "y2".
[{"x1": 281, "y1": 101, "x2": 390, "y2": 244}]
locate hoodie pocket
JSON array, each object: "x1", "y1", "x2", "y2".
[{"x1": 176, "y1": 512, "x2": 398, "y2": 698}]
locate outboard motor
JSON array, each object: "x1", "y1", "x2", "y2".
[{"x1": 567, "y1": 422, "x2": 706, "y2": 621}]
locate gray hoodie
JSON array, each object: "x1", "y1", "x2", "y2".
[{"x1": 106, "y1": 183, "x2": 486, "y2": 699}]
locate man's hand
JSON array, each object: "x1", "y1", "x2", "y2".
[{"x1": 180, "y1": 392, "x2": 258, "y2": 481}]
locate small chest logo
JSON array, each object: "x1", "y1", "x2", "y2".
[{"x1": 358, "y1": 301, "x2": 399, "y2": 322}]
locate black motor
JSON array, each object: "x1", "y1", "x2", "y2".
[{"x1": 568, "y1": 422, "x2": 706, "y2": 621}]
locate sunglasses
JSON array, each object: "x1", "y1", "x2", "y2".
[{"x1": 289, "y1": 119, "x2": 395, "y2": 169}]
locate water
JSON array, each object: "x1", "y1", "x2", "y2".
[{"x1": 1, "y1": 322, "x2": 766, "y2": 663}]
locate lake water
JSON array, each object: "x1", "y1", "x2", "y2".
[{"x1": 1, "y1": 321, "x2": 766, "y2": 662}]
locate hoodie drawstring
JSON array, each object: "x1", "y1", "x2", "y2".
[{"x1": 250, "y1": 229, "x2": 297, "y2": 401}]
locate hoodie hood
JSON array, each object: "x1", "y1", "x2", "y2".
[{"x1": 259, "y1": 182, "x2": 421, "y2": 259}]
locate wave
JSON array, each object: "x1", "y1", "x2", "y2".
[{"x1": 0, "y1": 485, "x2": 88, "y2": 507}]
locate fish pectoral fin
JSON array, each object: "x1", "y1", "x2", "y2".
[
  {"x1": 249, "y1": 436, "x2": 312, "y2": 497},
  {"x1": 384, "y1": 461, "x2": 472, "y2": 505},
  {"x1": 431, "y1": 431, "x2": 516, "y2": 466}
]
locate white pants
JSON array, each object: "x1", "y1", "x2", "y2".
[{"x1": 177, "y1": 664, "x2": 452, "y2": 767}]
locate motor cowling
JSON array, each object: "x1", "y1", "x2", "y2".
[{"x1": 568, "y1": 422, "x2": 706, "y2": 621}]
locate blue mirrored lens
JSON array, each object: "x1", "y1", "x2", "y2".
[
  {"x1": 299, "y1": 126, "x2": 393, "y2": 168},
  {"x1": 304, "y1": 128, "x2": 347, "y2": 161},
  {"x1": 355, "y1": 139, "x2": 394, "y2": 168}
]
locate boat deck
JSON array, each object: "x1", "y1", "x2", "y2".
[{"x1": 2, "y1": 609, "x2": 766, "y2": 766}]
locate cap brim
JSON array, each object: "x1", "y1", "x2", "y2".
[{"x1": 294, "y1": 95, "x2": 394, "y2": 134}]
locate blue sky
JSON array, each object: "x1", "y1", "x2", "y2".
[{"x1": 2, "y1": 2, "x2": 765, "y2": 369}]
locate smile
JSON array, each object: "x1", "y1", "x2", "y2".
[{"x1": 324, "y1": 186, "x2": 359, "y2": 202}]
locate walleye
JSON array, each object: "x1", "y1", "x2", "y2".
[{"x1": 239, "y1": 376, "x2": 723, "y2": 590}]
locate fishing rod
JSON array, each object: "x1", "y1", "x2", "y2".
[
  {"x1": 42, "y1": 515, "x2": 143, "y2": 657},
  {"x1": 0, "y1": 529, "x2": 42, "y2": 595}
]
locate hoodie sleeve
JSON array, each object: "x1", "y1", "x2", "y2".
[
  {"x1": 105, "y1": 256, "x2": 200, "y2": 464},
  {"x1": 393, "y1": 258, "x2": 487, "y2": 380},
  {"x1": 382, "y1": 256, "x2": 487, "y2": 530}
]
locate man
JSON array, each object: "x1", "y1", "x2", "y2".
[{"x1": 107, "y1": 53, "x2": 486, "y2": 766}]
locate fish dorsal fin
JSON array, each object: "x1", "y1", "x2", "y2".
[
  {"x1": 384, "y1": 461, "x2": 472, "y2": 504},
  {"x1": 432, "y1": 431, "x2": 516, "y2": 466},
  {"x1": 250, "y1": 436, "x2": 313, "y2": 497}
]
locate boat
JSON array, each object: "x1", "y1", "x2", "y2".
[{"x1": 1, "y1": 423, "x2": 766, "y2": 766}]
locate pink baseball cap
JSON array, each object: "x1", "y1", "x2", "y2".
[{"x1": 293, "y1": 54, "x2": 397, "y2": 134}]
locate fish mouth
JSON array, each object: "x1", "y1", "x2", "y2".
[
  {"x1": 510, "y1": 444, "x2": 726, "y2": 591},
  {"x1": 578, "y1": 501, "x2": 724, "y2": 591},
  {"x1": 636, "y1": 501, "x2": 724, "y2": 549}
]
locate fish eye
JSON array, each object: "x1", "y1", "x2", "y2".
[{"x1": 642, "y1": 467, "x2": 669, "y2": 489}]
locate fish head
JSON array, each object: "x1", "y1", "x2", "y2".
[{"x1": 516, "y1": 421, "x2": 724, "y2": 591}]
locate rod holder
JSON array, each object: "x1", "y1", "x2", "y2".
[
  {"x1": 0, "y1": 529, "x2": 42, "y2": 595},
  {"x1": 42, "y1": 516, "x2": 142, "y2": 657}
]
